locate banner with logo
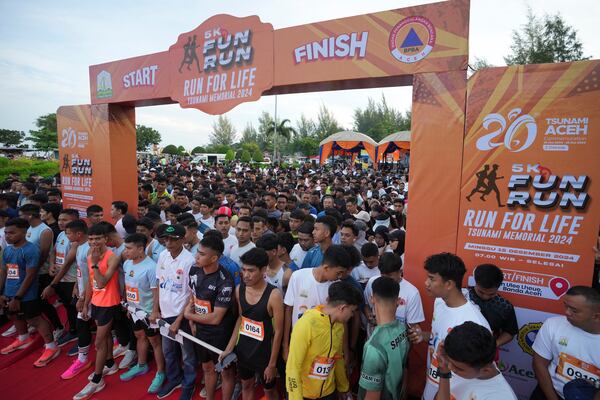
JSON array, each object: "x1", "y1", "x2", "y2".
[
  {"x1": 273, "y1": 0, "x2": 469, "y2": 87},
  {"x1": 57, "y1": 105, "x2": 138, "y2": 218},
  {"x1": 456, "y1": 61, "x2": 600, "y2": 397},
  {"x1": 88, "y1": 0, "x2": 469, "y2": 114}
]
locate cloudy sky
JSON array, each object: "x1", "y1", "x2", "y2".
[{"x1": 1, "y1": 0, "x2": 598, "y2": 149}]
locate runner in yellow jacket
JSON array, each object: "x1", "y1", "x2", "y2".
[{"x1": 286, "y1": 281, "x2": 363, "y2": 400}]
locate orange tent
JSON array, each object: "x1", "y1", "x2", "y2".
[
  {"x1": 319, "y1": 131, "x2": 377, "y2": 165},
  {"x1": 376, "y1": 130, "x2": 411, "y2": 162}
]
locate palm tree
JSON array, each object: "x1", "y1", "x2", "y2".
[{"x1": 266, "y1": 119, "x2": 297, "y2": 162}]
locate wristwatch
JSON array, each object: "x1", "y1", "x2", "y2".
[
  {"x1": 14, "y1": 295, "x2": 23, "y2": 301},
  {"x1": 91, "y1": 265, "x2": 99, "y2": 270},
  {"x1": 437, "y1": 368, "x2": 452, "y2": 379}
]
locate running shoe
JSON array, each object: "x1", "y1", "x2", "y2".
[
  {"x1": 1, "y1": 324, "x2": 16, "y2": 337},
  {"x1": 53, "y1": 327, "x2": 65, "y2": 342},
  {"x1": 87, "y1": 362, "x2": 118, "y2": 380},
  {"x1": 73, "y1": 379, "x2": 106, "y2": 400},
  {"x1": 33, "y1": 347, "x2": 61, "y2": 367},
  {"x1": 148, "y1": 371, "x2": 166, "y2": 394},
  {"x1": 120, "y1": 363, "x2": 149, "y2": 381},
  {"x1": 179, "y1": 385, "x2": 195, "y2": 400},
  {"x1": 67, "y1": 343, "x2": 79, "y2": 356},
  {"x1": 61, "y1": 359, "x2": 92, "y2": 379},
  {"x1": 57, "y1": 331, "x2": 78, "y2": 347},
  {"x1": 1, "y1": 336, "x2": 34, "y2": 354},
  {"x1": 112, "y1": 344, "x2": 128, "y2": 358},
  {"x1": 118, "y1": 349, "x2": 137, "y2": 369},
  {"x1": 156, "y1": 380, "x2": 182, "y2": 399},
  {"x1": 199, "y1": 376, "x2": 221, "y2": 398}
]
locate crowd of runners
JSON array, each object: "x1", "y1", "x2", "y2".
[{"x1": 0, "y1": 158, "x2": 598, "y2": 400}]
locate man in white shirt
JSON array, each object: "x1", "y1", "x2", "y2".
[
  {"x1": 531, "y1": 285, "x2": 600, "y2": 400},
  {"x1": 229, "y1": 216, "x2": 255, "y2": 267},
  {"x1": 289, "y1": 222, "x2": 314, "y2": 269},
  {"x1": 214, "y1": 209, "x2": 236, "y2": 258},
  {"x1": 408, "y1": 252, "x2": 490, "y2": 400},
  {"x1": 149, "y1": 224, "x2": 197, "y2": 399},
  {"x1": 435, "y1": 321, "x2": 517, "y2": 400},
  {"x1": 111, "y1": 201, "x2": 128, "y2": 239}
]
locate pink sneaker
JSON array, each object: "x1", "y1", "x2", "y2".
[{"x1": 61, "y1": 358, "x2": 92, "y2": 379}]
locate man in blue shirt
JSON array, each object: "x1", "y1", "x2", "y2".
[
  {"x1": 301, "y1": 216, "x2": 337, "y2": 269},
  {"x1": 0, "y1": 217, "x2": 60, "y2": 367}
]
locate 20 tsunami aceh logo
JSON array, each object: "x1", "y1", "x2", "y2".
[{"x1": 389, "y1": 16, "x2": 436, "y2": 63}]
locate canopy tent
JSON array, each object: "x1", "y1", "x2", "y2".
[
  {"x1": 319, "y1": 131, "x2": 378, "y2": 165},
  {"x1": 376, "y1": 130, "x2": 411, "y2": 162}
]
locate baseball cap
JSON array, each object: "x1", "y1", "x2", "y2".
[
  {"x1": 352, "y1": 210, "x2": 370, "y2": 223},
  {"x1": 216, "y1": 206, "x2": 232, "y2": 217},
  {"x1": 158, "y1": 224, "x2": 185, "y2": 239}
]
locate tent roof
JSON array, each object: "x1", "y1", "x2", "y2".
[
  {"x1": 378, "y1": 130, "x2": 411, "y2": 144},
  {"x1": 319, "y1": 131, "x2": 377, "y2": 146}
]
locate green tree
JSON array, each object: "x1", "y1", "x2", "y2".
[
  {"x1": 316, "y1": 105, "x2": 344, "y2": 140},
  {"x1": 210, "y1": 115, "x2": 236, "y2": 147},
  {"x1": 28, "y1": 113, "x2": 57, "y2": 152},
  {"x1": 295, "y1": 115, "x2": 317, "y2": 138},
  {"x1": 136, "y1": 124, "x2": 161, "y2": 151},
  {"x1": 177, "y1": 145, "x2": 187, "y2": 155},
  {"x1": 0, "y1": 129, "x2": 26, "y2": 147},
  {"x1": 191, "y1": 146, "x2": 206, "y2": 154},
  {"x1": 252, "y1": 148, "x2": 264, "y2": 162},
  {"x1": 353, "y1": 95, "x2": 411, "y2": 141},
  {"x1": 206, "y1": 144, "x2": 231, "y2": 154},
  {"x1": 162, "y1": 144, "x2": 180, "y2": 155},
  {"x1": 257, "y1": 111, "x2": 275, "y2": 152},
  {"x1": 225, "y1": 149, "x2": 235, "y2": 161},
  {"x1": 240, "y1": 150, "x2": 252, "y2": 163},
  {"x1": 267, "y1": 119, "x2": 297, "y2": 161},
  {"x1": 241, "y1": 123, "x2": 259, "y2": 143},
  {"x1": 505, "y1": 9, "x2": 589, "y2": 65},
  {"x1": 292, "y1": 136, "x2": 320, "y2": 156}
]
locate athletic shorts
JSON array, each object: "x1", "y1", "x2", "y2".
[
  {"x1": 132, "y1": 318, "x2": 158, "y2": 337},
  {"x1": 238, "y1": 363, "x2": 277, "y2": 390},
  {"x1": 91, "y1": 304, "x2": 120, "y2": 326},
  {"x1": 195, "y1": 332, "x2": 229, "y2": 365},
  {"x1": 6, "y1": 298, "x2": 42, "y2": 320}
]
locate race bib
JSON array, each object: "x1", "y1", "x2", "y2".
[
  {"x1": 126, "y1": 285, "x2": 140, "y2": 303},
  {"x1": 240, "y1": 317, "x2": 264, "y2": 341},
  {"x1": 194, "y1": 298, "x2": 212, "y2": 314},
  {"x1": 427, "y1": 348, "x2": 440, "y2": 384},
  {"x1": 7, "y1": 264, "x2": 19, "y2": 280},
  {"x1": 308, "y1": 356, "x2": 335, "y2": 380},
  {"x1": 556, "y1": 352, "x2": 600, "y2": 384},
  {"x1": 56, "y1": 252, "x2": 65, "y2": 266}
]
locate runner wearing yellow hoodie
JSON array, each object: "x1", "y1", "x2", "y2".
[{"x1": 286, "y1": 281, "x2": 363, "y2": 400}]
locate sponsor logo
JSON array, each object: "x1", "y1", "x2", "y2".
[
  {"x1": 294, "y1": 32, "x2": 369, "y2": 64},
  {"x1": 558, "y1": 337, "x2": 568, "y2": 347},
  {"x1": 96, "y1": 70, "x2": 113, "y2": 99},
  {"x1": 389, "y1": 16, "x2": 435, "y2": 63},
  {"x1": 498, "y1": 360, "x2": 536, "y2": 380},
  {"x1": 60, "y1": 127, "x2": 89, "y2": 150},
  {"x1": 543, "y1": 116, "x2": 589, "y2": 151},
  {"x1": 123, "y1": 65, "x2": 158, "y2": 88},
  {"x1": 476, "y1": 108, "x2": 537, "y2": 153},
  {"x1": 518, "y1": 322, "x2": 542, "y2": 356}
]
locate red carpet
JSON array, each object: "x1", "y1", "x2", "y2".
[{"x1": 0, "y1": 322, "x2": 266, "y2": 400}]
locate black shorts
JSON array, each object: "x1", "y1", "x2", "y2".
[
  {"x1": 6, "y1": 298, "x2": 42, "y2": 320},
  {"x1": 238, "y1": 363, "x2": 277, "y2": 390},
  {"x1": 132, "y1": 318, "x2": 158, "y2": 337},
  {"x1": 91, "y1": 304, "x2": 120, "y2": 326},
  {"x1": 195, "y1": 332, "x2": 229, "y2": 365}
]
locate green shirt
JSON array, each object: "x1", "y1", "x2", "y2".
[{"x1": 358, "y1": 320, "x2": 409, "y2": 400}]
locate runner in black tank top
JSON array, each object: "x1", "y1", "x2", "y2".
[{"x1": 221, "y1": 248, "x2": 284, "y2": 400}]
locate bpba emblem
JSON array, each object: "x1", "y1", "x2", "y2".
[{"x1": 389, "y1": 16, "x2": 436, "y2": 63}]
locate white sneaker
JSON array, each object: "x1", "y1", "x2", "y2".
[
  {"x1": 73, "y1": 379, "x2": 106, "y2": 400},
  {"x1": 87, "y1": 362, "x2": 119, "y2": 381},
  {"x1": 199, "y1": 375, "x2": 221, "y2": 398},
  {"x1": 53, "y1": 328, "x2": 65, "y2": 342},
  {"x1": 1, "y1": 324, "x2": 16, "y2": 337},
  {"x1": 118, "y1": 350, "x2": 137, "y2": 369},
  {"x1": 112, "y1": 344, "x2": 127, "y2": 359}
]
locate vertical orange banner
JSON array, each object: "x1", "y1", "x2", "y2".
[{"x1": 57, "y1": 104, "x2": 138, "y2": 219}]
